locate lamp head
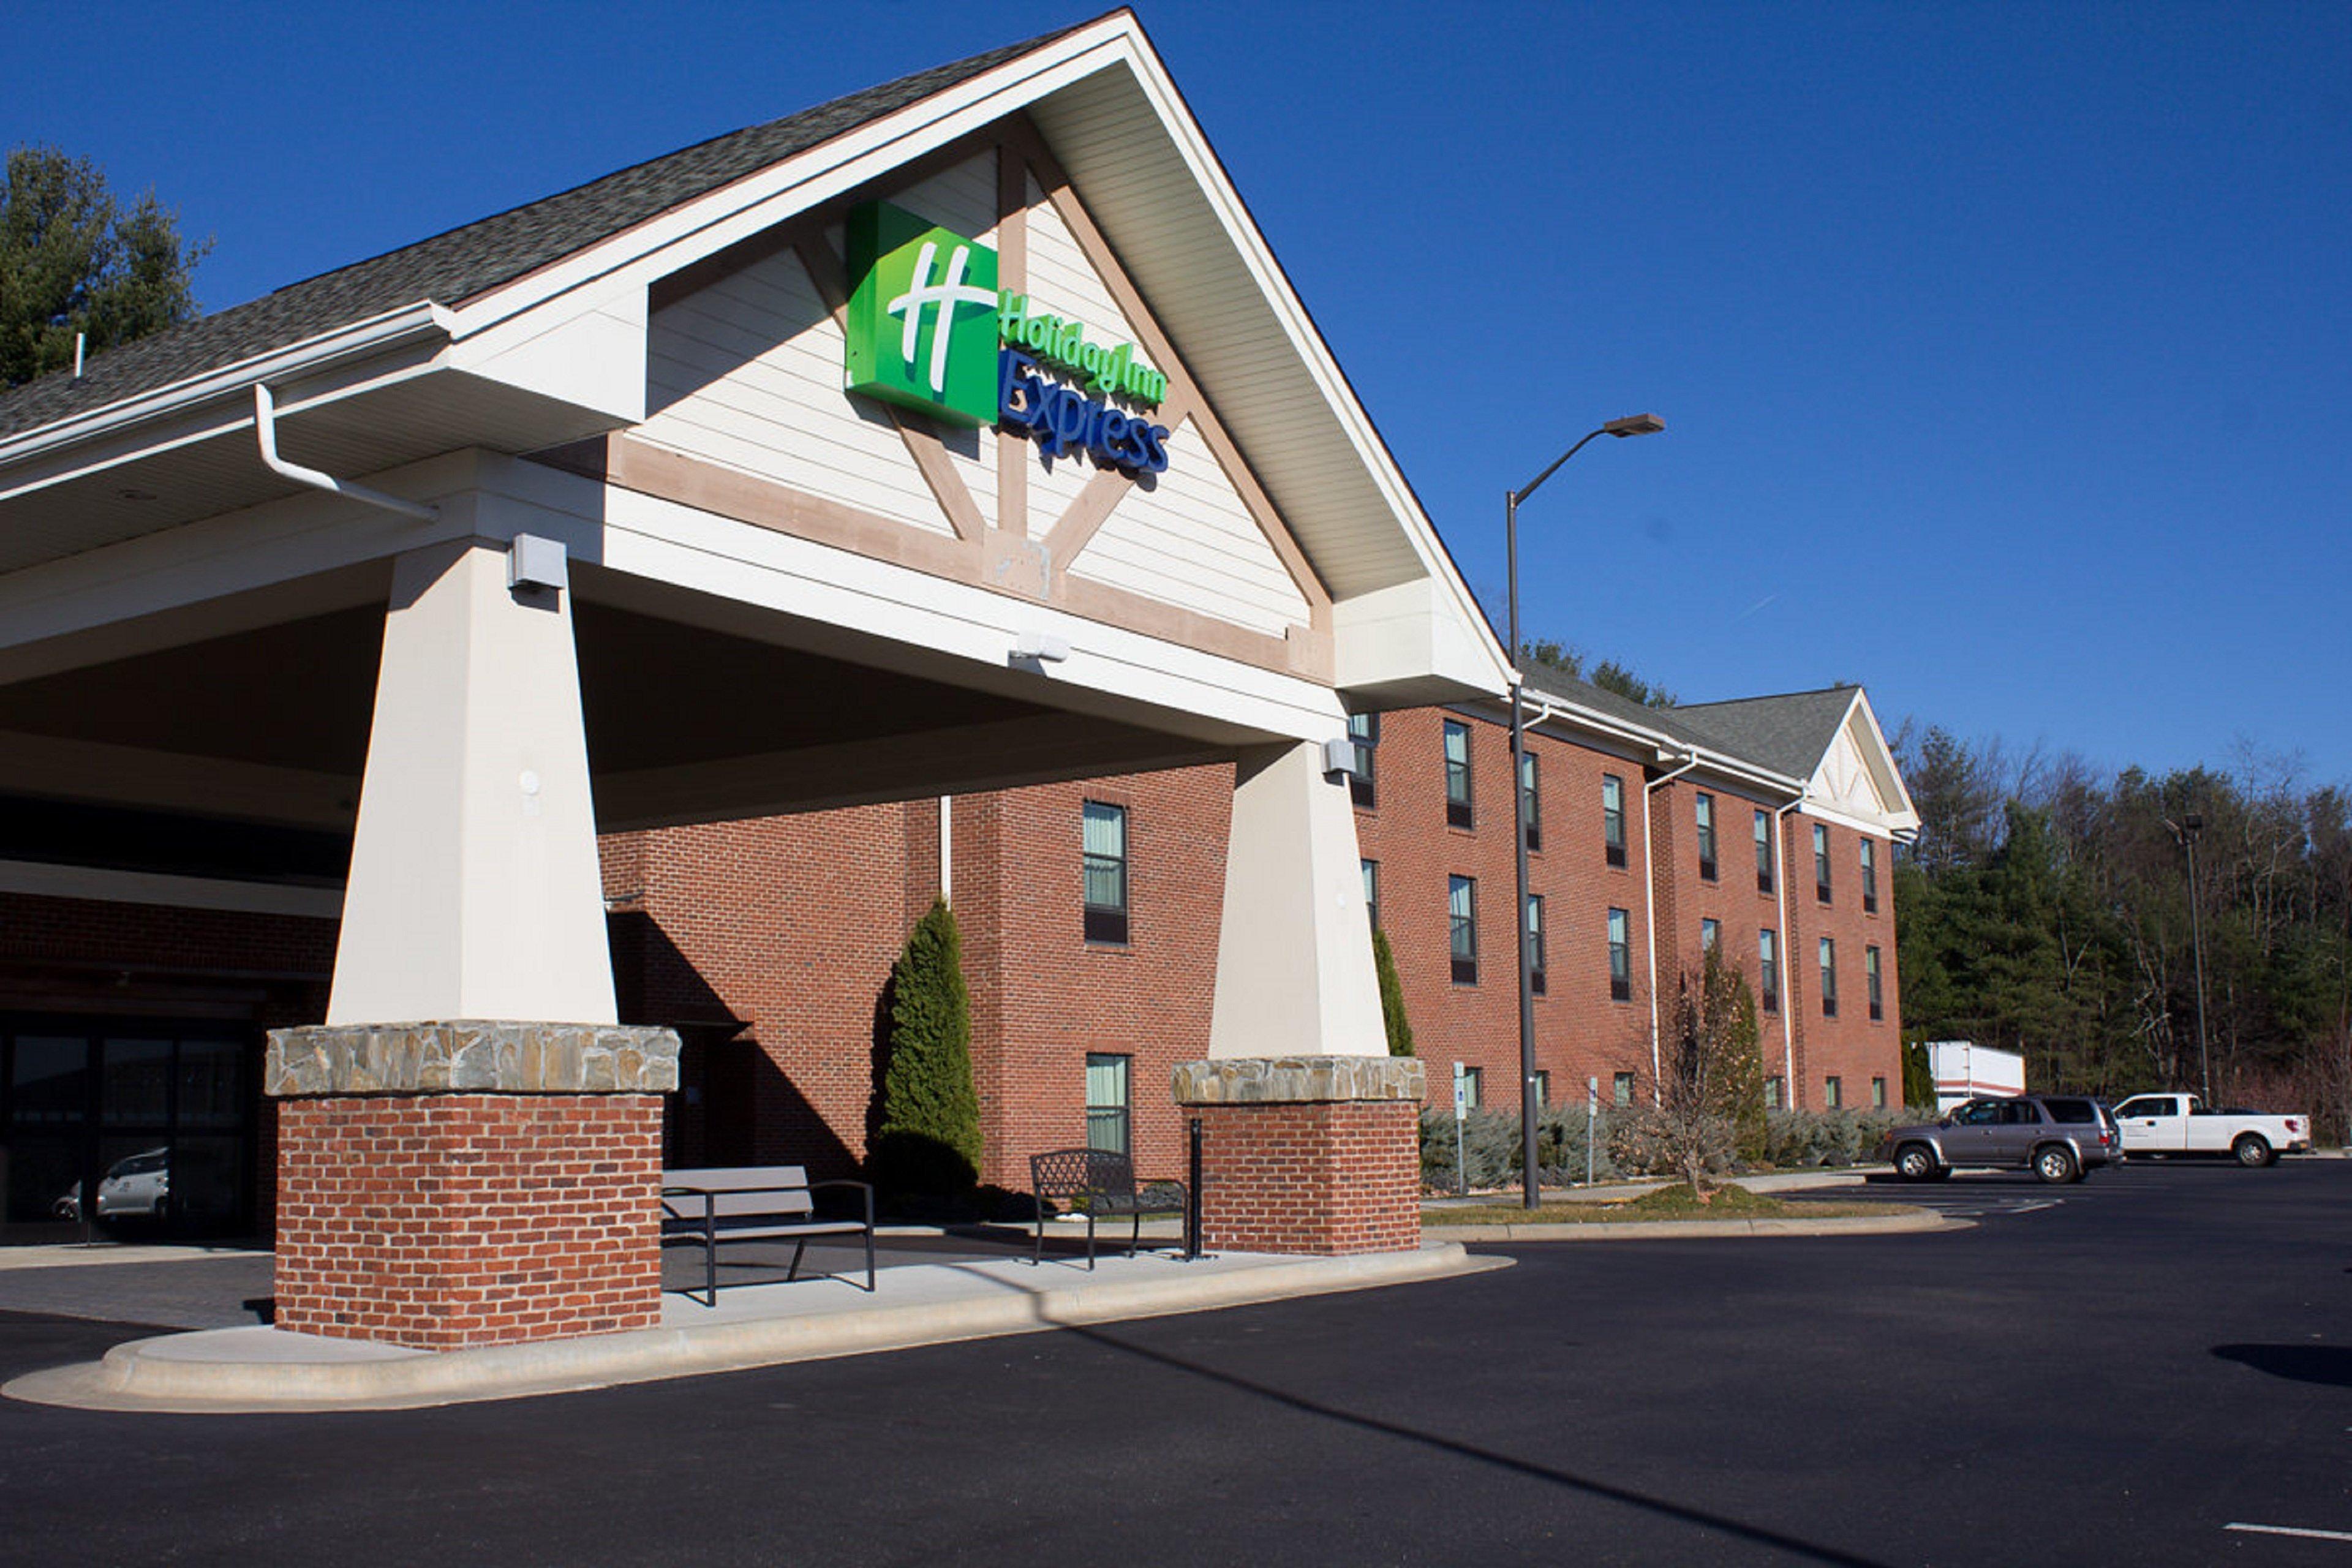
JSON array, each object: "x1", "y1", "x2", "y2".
[{"x1": 1604, "y1": 413, "x2": 1665, "y2": 437}]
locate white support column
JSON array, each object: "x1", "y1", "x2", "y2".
[
  {"x1": 327, "y1": 540, "x2": 616, "y2": 1025},
  {"x1": 1207, "y1": 739, "x2": 1384, "y2": 1058}
]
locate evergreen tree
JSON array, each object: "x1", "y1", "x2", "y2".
[
  {"x1": 1372, "y1": 925, "x2": 1414, "y2": 1057},
  {"x1": 2, "y1": 146, "x2": 208, "y2": 386},
  {"x1": 872, "y1": 897, "x2": 982, "y2": 1195}
]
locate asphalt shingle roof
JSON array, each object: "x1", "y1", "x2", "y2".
[
  {"x1": 1517, "y1": 658, "x2": 1861, "y2": 783},
  {"x1": 1668, "y1": 687, "x2": 1861, "y2": 780},
  {"x1": 0, "y1": 23, "x2": 1084, "y2": 441}
]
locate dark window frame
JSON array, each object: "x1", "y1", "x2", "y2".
[
  {"x1": 1759, "y1": 928, "x2": 1779, "y2": 1012},
  {"x1": 1695, "y1": 792, "x2": 1717, "y2": 882},
  {"x1": 1602, "y1": 774, "x2": 1627, "y2": 868},
  {"x1": 1860, "y1": 836, "x2": 1879, "y2": 914},
  {"x1": 1085, "y1": 1052, "x2": 1132, "y2": 1156},
  {"x1": 1526, "y1": 892, "x2": 1546, "y2": 997},
  {"x1": 1607, "y1": 907, "x2": 1632, "y2": 1002},
  {"x1": 1346, "y1": 711, "x2": 1379, "y2": 810},
  {"x1": 1520, "y1": 749, "x2": 1541, "y2": 853},
  {"x1": 1814, "y1": 822, "x2": 1833, "y2": 904},
  {"x1": 1819, "y1": 936, "x2": 1838, "y2": 1018},
  {"x1": 1443, "y1": 720, "x2": 1474, "y2": 830},
  {"x1": 1755, "y1": 809, "x2": 1775, "y2": 894},
  {"x1": 1449, "y1": 874, "x2": 1478, "y2": 986},
  {"x1": 1082, "y1": 799, "x2": 1130, "y2": 946},
  {"x1": 1361, "y1": 858, "x2": 1380, "y2": 930},
  {"x1": 1866, "y1": 944, "x2": 1883, "y2": 1021}
]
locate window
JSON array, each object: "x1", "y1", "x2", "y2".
[
  {"x1": 1860, "y1": 837, "x2": 1879, "y2": 913},
  {"x1": 1526, "y1": 894, "x2": 1547, "y2": 996},
  {"x1": 1819, "y1": 937, "x2": 1838, "y2": 1018},
  {"x1": 1759, "y1": 929, "x2": 1779, "y2": 1011},
  {"x1": 1695, "y1": 793, "x2": 1717, "y2": 881},
  {"x1": 1613, "y1": 1071, "x2": 1635, "y2": 1107},
  {"x1": 1814, "y1": 823, "x2": 1832, "y2": 903},
  {"x1": 1085, "y1": 1054, "x2": 1131, "y2": 1155},
  {"x1": 1607, "y1": 908, "x2": 1631, "y2": 1001},
  {"x1": 1700, "y1": 918, "x2": 1721, "y2": 957},
  {"x1": 1362, "y1": 859, "x2": 1381, "y2": 929},
  {"x1": 1602, "y1": 775, "x2": 1627, "y2": 867},
  {"x1": 1531, "y1": 1070, "x2": 1550, "y2": 1108},
  {"x1": 1449, "y1": 875, "x2": 1478, "y2": 984},
  {"x1": 1346, "y1": 712, "x2": 1379, "y2": 809},
  {"x1": 1765, "y1": 1074, "x2": 1784, "y2": 1109},
  {"x1": 1824, "y1": 1075, "x2": 1843, "y2": 1110},
  {"x1": 1443, "y1": 720, "x2": 1474, "y2": 829},
  {"x1": 1755, "y1": 809, "x2": 1775, "y2": 894},
  {"x1": 1082, "y1": 801, "x2": 1129, "y2": 944},
  {"x1": 1520, "y1": 750, "x2": 1541, "y2": 852},
  {"x1": 1866, "y1": 945, "x2": 1883, "y2": 1020},
  {"x1": 1460, "y1": 1065, "x2": 1483, "y2": 1109},
  {"x1": 1872, "y1": 1076, "x2": 1888, "y2": 1110}
]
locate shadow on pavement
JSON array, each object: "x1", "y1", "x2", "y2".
[
  {"x1": 1067, "y1": 1322, "x2": 1894, "y2": 1567},
  {"x1": 2212, "y1": 1343, "x2": 2352, "y2": 1388}
]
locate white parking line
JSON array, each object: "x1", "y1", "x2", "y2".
[{"x1": 2228, "y1": 1522, "x2": 2352, "y2": 1543}]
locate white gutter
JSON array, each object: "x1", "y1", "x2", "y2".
[
  {"x1": 0, "y1": 301, "x2": 454, "y2": 472},
  {"x1": 1642, "y1": 750, "x2": 1702, "y2": 1096},
  {"x1": 253, "y1": 383, "x2": 437, "y2": 521}
]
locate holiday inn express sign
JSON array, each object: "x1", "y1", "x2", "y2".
[{"x1": 845, "y1": 201, "x2": 1174, "y2": 473}]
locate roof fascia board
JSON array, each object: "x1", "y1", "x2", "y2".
[
  {"x1": 0, "y1": 303, "x2": 453, "y2": 480},
  {"x1": 1098, "y1": 26, "x2": 1506, "y2": 684},
  {"x1": 440, "y1": 22, "x2": 1140, "y2": 342}
]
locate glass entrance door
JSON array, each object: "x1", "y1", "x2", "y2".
[{"x1": 1, "y1": 1019, "x2": 257, "y2": 1243}]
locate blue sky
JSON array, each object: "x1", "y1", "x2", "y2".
[{"x1": 17, "y1": 2, "x2": 2348, "y2": 785}]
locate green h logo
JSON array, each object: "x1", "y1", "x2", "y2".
[{"x1": 844, "y1": 202, "x2": 1000, "y2": 426}]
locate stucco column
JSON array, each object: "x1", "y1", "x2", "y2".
[
  {"x1": 328, "y1": 539, "x2": 616, "y2": 1025},
  {"x1": 1207, "y1": 739, "x2": 1384, "y2": 1058},
  {"x1": 273, "y1": 539, "x2": 673, "y2": 1350},
  {"x1": 1191, "y1": 741, "x2": 1420, "y2": 1254}
]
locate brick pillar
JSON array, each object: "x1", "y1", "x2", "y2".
[
  {"x1": 266, "y1": 1021, "x2": 680, "y2": 1350},
  {"x1": 1173, "y1": 1057, "x2": 1425, "y2": 1254}
]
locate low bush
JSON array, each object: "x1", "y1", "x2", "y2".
[
  {"x1": 1760, "y1": 1107, "x2": 1906, "y2": 1168},
  {"x1": 1419, "y1": 1106, "x2": 1626, "y2": 1191}
]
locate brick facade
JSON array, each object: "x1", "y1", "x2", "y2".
[
  {"x1": 1189, "y1": 1099, "x2": 1421, "y2": 1253},
  {"x1": 273, "y1": 1092, "x2": 663, "y2": 1348}
]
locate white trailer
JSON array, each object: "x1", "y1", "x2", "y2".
[{"x1": 1927, "y1": 1041, "x2": 2026, "y2": 1114}]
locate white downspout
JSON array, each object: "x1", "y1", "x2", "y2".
[
  {"x1": 254, "y1": 383, "x2": 437, "y2": 521},
  {"x1": 938, "y1": 795, "x2": 952, "y2": 904},
  {"x1": 1775, "y1": 798, "x2": 1803, "y2": 1105},
  {"x1": 1643, "y1": 751, "x2": 1702, "y2": 1097}
]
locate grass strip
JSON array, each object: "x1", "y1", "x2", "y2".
[{"x1": 1427, "y1": 1183, "x2": 1913, "y2": 1225}]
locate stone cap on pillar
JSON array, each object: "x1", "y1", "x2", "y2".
[
  {"x1": 1172, "y1": 1056, "x2": 1426, "y2": 1106},
  {"x1": 266, "y1": 1021, "x2": 682, "y2": 1096}
]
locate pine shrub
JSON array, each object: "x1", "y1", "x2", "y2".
[
  {"x1": 1373, "y1": 927, "x2": 1414, "y2": 1057},
  {"x1": 872, "y1": 897, "x2": 982, "y2": 1196}
]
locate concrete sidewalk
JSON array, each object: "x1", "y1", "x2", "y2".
[{"x1": 4, "y1": 1242, "x2": 1499, "y2": 1415}]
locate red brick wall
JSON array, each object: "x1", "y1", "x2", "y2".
[
  {"x1": 1781, "y1": 815, "x2": 1903, "y2": 1110},
  {"x1": 274, "y1": 1093, "x2": 662, "y2": 1348},
  {"x1": 1193, "y1": 1100, "x2": 1420, "y2": 1253},
  {"x1": 1353, "y1": 709, "x2": 1658, "y2": 1116}
]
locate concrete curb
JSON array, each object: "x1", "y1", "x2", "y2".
[
  {"x1": 3, "y1": 1244, "x2": 1504, "y2": 1415},
  {"x1": 1425, "y1": 1207, "x2": 1964, "y2": 1242}
]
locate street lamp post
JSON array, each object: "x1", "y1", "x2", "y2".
[
  {"x1": 1507, "y1": 412, "x2": 1664, "y2": 1208},
  {"x1": 2168, "y1": 813, "x2": 2214, "y2": 1101}
]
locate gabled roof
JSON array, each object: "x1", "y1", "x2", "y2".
[
  {"x1": 0, "y1": 25, "x2": 1081, "y2": 440},
  {"x1": 1670, "y1": 686, "x2": 1863, "y2": 781}
]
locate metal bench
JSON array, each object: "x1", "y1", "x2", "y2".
[
  {"x1": 661, "y1": 1166, "x2": 876, "y2": 1305},
  {"x1": 1028, "y1": 1148, "x2": 1188, "y2": 1268}
]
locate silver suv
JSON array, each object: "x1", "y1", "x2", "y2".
[{"x1": 1876, "y1": 1095, "x2": 2123, "y2": 1185}]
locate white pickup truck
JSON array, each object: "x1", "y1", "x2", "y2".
[{"x1": 2110, "y1": 1093, "x2": 2312, "y2": 1167}]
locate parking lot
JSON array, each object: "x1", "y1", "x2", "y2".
[{"x1": 2, "y1": 1159, "x2": 2348, "y2": 1566}]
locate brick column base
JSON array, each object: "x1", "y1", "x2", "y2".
[
  {"x1": 266, "y1": 1022, "x2": 680, "y2": 1350},
  {"x1": 1173, "y1": 1057, "x2": 1425, "y2": 1255}
]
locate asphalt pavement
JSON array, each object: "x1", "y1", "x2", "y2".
[{"x1": 4, "y1": 1159, "x2": 2350, "y2": 1566}]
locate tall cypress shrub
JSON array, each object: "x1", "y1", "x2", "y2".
[
  {"x1": 1902, "y1": 1037, "x2": 1937, "y2": 1112},
  {"x1": 1373, "y1": 926, "x2": 1415, "y2": 1057},
  {"x1": 872, "y1": 897, "x2": 982, "y2": 1195}
]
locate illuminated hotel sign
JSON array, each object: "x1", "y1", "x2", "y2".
[{"x1": 845, "y1": 200, "x2": 1172, "y2": 474}]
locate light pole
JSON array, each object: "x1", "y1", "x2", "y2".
[
  {"x1": 1507, "y1": 412, "x2": 1664, "y2": 1208},
  {"x1": 2168, "y1": 813, "x2": 2213, "y2": 1101}
]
